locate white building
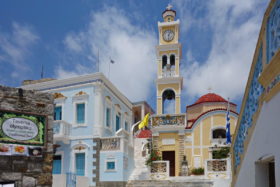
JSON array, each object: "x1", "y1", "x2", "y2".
[
  {"x1": 231, "y1": 0, "x2": 280, "y2": 186},
  {"x1": 22, "y1": 72, "x2": 137, "y2": 187}
]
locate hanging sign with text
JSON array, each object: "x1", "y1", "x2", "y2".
[{"x1": 0, "y1": 111, "x2": 46, "y2": 146}]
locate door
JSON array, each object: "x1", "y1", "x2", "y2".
[{"x1": 162, "y1": 151, "x2": 175, "y2": 176}]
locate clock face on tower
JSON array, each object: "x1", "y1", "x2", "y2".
[{"x1": 163, "y1": 30, "x2": 174, "y2": 42}]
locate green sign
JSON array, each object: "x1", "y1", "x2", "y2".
[{"x1": 0, "y1": 111, "x2": 46, "y2": 146}]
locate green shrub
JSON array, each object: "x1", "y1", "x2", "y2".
[
  {"x1": 191, "y1": 167, "x2": 204, "y2": 175},
  {"x1": 212, "y1": 147, "x2": 230, "y2": 159}
]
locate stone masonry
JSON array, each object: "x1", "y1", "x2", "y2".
[{"x1": 0, "y1": 86, "x2": 54, "y2": 187}]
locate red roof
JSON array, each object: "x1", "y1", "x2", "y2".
[
  {"x1": 195, "y1": 93, "x2": 227, "y2": 104},
  {"x1": 136, "y1": 129, "x2": 152, "y2": 138},
  {"x1": 187, "y1": 93, "x2": 236, "y2": 108}
]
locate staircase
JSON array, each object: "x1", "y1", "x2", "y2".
[{"x1": 128, "y1": 138, "x2": 151, "y2": 180}]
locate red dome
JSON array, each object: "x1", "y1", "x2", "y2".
[
  {"x1": 195, "y1": 93, "x2": 227, "y2": 104},
  {"x1": 136, "y1": 129, "x2": 152, "y2": 138}
]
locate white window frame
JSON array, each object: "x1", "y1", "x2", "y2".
[
  {"x1": 105, "y1": 159, "x2": 117, "y2": 172},
  {"x1": 105, "y1": 96, "x2": 113, "y2": 131},
  {"x1": 54, "y1": 151, "x2": 64, "y2": 174},
  {"x1": 73, "y1": 101, "x2": 87, "y2": 126}
]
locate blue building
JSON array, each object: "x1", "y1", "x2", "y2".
[{"x1": 22, "y1": 73, "x2": 138, "y2": 187}]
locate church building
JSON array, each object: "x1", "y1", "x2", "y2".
[{"x1": 150, "y1": 5, "x2": 238, "y2": 180}]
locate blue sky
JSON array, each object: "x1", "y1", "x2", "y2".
[{"x1": 0, "y1": 0, "x2": 269, "y2": 112}]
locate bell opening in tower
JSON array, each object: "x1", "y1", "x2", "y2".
[{"x1": 162, "y1": 89, "x2": 175, "y2": 114}]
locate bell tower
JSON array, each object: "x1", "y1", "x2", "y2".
[{"x1": 156, "y1": 4, "x2": 183, "y2": 115}]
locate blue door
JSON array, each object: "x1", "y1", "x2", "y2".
[
  {"x1": 75, "y1": 153, "x2": 85, "y2": 176},
  {"x1": 53, "y1": 155, "x2": 62, "y2": 174}
]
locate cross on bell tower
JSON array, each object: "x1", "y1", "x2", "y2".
[{"x1": 156, "y1": 5, "x2": 183, "y2": 115}]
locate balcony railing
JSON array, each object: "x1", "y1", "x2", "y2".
[
  {"x1": 100, "y1": 137, "x2": 121, "y2": 151},
  {"x1": 53, "y1": 120, "x2": 71, "y2": 143},
  {"x1": 162, "y1": 69, "x2": 175, "y2": 78},
  {"x1": 150, "y1": 161, "x2": 169, "y2": 180},
  {"x1": 205, "y1": 158, "x2": 231, "y2": 179},
  {"x1": 151, "y1": 114, "x2": 186, "y2": 127}
]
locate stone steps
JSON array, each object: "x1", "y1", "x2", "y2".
[{"x1": 126, "y1": 180, "x2": 213, "y2": 187}]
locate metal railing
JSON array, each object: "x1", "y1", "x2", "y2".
[
  {"x1": 100, "y1": 137, "x2": 121, "y2": 151},
  {"x1": 53, "y1": 120, "x2": 71, "y2": 136}
]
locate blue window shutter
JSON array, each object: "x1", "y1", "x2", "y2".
[
  {"x1": 54, "y1": 106, "x2": 62, "y2": 120},
  {"x1": 76, "y1": 103, "x2": 85, "y2": 124},
  {"x1": 75, "y1": 153, "x2": 85, "y2": 176},
  {"x1": 52, "y1": 155, "x2": 62, "y2": 174},
  {"x1": 107, "y1": 161, "x2": 115, "y2": 170},
  {"x1": 116, "y1": 115, "x2": 120, "y2": 131},
  {"x1": 106, "y1": 108, "x2": 110, "y2": 127}
]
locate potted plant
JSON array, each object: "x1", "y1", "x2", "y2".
[{"x1": 145, "y1": 149, "x2": 161, "y2": 166}]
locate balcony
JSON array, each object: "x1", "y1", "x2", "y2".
[
  {"x1": 100, "y1": 137, "x2": 121, "y2": 151},
  {"x1": 53, "y1": 120, "x2": 71, "y2": 144},
  {"x1": 151, "y1": 114, "x2": 186, "y2": 132},
  {"x1": 162, "y1": 69, "x2": 175, "y2": 78},
  {"x1": 151, "y1": 114, "x2": 186, "y2": 126}
]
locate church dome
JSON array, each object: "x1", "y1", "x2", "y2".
[
  {"x1": 136, "y1": 129, "x2": 152, "y2": 138},
  {"x1": 195, "y1": 93, "x2": 227, "y2": 105}
]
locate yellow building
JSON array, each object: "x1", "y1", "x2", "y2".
[{"x1": 151, "y1": 5, "x2": 238, "y2": 178}]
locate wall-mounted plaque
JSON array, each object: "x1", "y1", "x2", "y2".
[{"x1": 0, "y1": 111, "x2": 46, "y2": 146}]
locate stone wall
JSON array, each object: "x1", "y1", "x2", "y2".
[{"x1": 0, "y1": 86, "x2": 54, "y2": 187}]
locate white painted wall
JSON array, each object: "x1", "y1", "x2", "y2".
[{"x1": 235, "y1": 92, "x2": 280, "y2": 187}]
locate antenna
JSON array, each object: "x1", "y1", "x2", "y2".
[{"x1": 97, "y1": 49, "x2": 99, "y2": 72}]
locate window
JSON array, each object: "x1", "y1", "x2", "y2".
[
  {"x1": 212, "y1": 129, "x2": 226, "y2": 139},
  {"x1": 75, "y1": 153, "x2": 85, "y2": 176},
  {"x1": 52, "y1": 155, "x2": 62, "y2": 174},
  {"x1": 125, "y1": 121, "x2": 128, "y2": 131},
  {"x1": 116, "y1": 114, "x2": 120, "y2": 131},
  {"x1": 54, "y1": 106, "x2": 62, "y2": 120},
  {"x1": 162, "y1": 55, "x2": 167, "y2": 69},
  {"x1": 106, "y1": 161, "x2": 116, "y2": 171},
  {"x1": 106, "y1": 108, "x2": 111, "y2": 127},
  {"x1": 76, "y1": 103, "x2": 85, "y2": 124}
]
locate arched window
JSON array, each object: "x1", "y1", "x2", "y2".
[
  {"x1": 162, "y1": 89, "x2": 175, "y2": 114},
  {"x1": 170, "y1": 54, "x2": 175, "y2": 68},
  {"x1": 212, "y1": 128, "x2": 226, "y2": 139},
  {"x1": 162, "y1": 55, "x2": 167, "y2": 69}
]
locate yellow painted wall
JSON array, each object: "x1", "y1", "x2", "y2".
[
  {"x1": 193, "y1": 125, "x2": 200, "y2": 146},
  {"x1": 202, "y1": 117, "x2": 211, "y2": 146},
  {"x1": 157, "y1": 133, "x2": 181, "y2": 176}
]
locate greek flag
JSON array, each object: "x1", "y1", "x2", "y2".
[{"x1": 226, "y1": 110, "x2": 231, "y2": 144}]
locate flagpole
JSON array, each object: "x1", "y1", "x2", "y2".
[{"x1": 108, "y1": 57, "x2": 111, "y2": 80}]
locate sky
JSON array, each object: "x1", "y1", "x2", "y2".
[{"x1": 0, "y1": 0, "x2": 269, "y2": 112}]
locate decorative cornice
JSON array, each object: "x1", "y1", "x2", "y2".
[
  {"x1": 158, "y1": 20, "x2": 180, "y2": 27},
  {"x1": 21, "y1": 72, "x2": 133, "y2": 109}
]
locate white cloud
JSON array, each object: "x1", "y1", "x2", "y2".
[
  {"x1": 173, "y1": 0, "x2": 268, "y2": 101},
  {"x1": 57, "y1": 7, "x2": 157, "y2": 102},
  {"x1": 0, "y1": 22, "x2": 39, "y2": 79}
]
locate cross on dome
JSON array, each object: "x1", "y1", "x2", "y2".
[{"x1": 166, "y1": 4, "x2": 173, "y2": 10}]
